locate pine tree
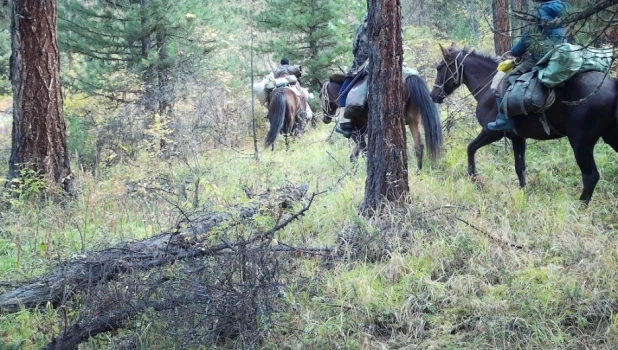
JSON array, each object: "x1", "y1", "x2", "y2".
[
  {"x1": 57, "y1": 0, "x2": 214, "y2": 111},
  {"x1": 255, "y1": 0, "x2": 364, "y2": 90}
]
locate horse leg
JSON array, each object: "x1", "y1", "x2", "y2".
[
  {"x1": 467, "y1": 130, "x2": 503, "y2": 179},
  {"x1": 350, "y1": 131, "x2": 363, "y2": 163},
  {"x1": 511, "y1": 136, "x2": 527, "y2": 188},
  {"x1": 285, "y1": 135, "x2": 290, "y2": 151},
  {"x1": 408, "y1": 113, "x2": 424, "y2": 172},
  {"x1": 569, "y1": 138, "x2": 600, "y2": 202},
  {"x1": 602, "y1": 131, "x2": 618, "y2": 153}
]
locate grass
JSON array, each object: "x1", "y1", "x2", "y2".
[{"x1": 1, "y1": 104, "x2": 618, "y2": 349}]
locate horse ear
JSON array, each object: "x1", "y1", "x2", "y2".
[
  {"x1": 439, "y1": 44, "x2": 448, "y2": 59},
  {"x1": 316, "y1": 79, "x2": 324, "y2": 89}
]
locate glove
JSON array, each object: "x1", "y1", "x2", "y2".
[{"x1": 497, "y1": 60, "x2": 515, "y2": 73}]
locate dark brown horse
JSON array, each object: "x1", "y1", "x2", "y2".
[
  {"x1": 319, "y1": 73, "x2": 443, "y2": 169},
  {"x1": 265, "y1": 87, "x2": 305, "y2": 150},
  {"x1": 430, "y1": 44, "x2": 618, "y2": 202}
]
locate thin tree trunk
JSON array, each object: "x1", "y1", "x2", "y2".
[
  {"x1": 492, "y1": 0, "x2": 511, "y2": 55},
  {"x1": 362, "y1": 0, "x2": 409, "y2": 214},
  {"x1": 156, "y1": 29, "x2": 172, "y2": 151},
  {"x1": 250, "y1": 32, "x2": 259, "y2": 162},
  {"x1": 140, "y1": 0, "x2": 156, "y2": 112},
  {"x1": 156, "y1": 30, "x2": 171, "y2": 116},
  {"x1": 8, "y1": 0, "x2": 73, "y2": 192}
]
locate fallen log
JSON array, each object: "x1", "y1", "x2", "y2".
[{"x1": 0, "y1": 184, "x2": 309, "y2": 314}]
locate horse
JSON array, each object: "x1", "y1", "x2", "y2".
[
  {"x1": 430, "y1": 43, "x2": 618, "y2": 202},
  {"x1": 264, "y1": 86, "x2": 306, "y2": 151},
  {"x1": 319, "y1": 73, "x2": 443, "y2": 169}
]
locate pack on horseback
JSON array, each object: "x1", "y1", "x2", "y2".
[{"x1": 252, "y1": 58, "x2": 315, "y2": 149}]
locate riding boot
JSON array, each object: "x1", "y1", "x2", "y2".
[
  {"x1": 487, "y1": 98, "x2": 515, "y2": 131},
  {"x1": 335, "y1": 107, "x2": 353, "y2": 138}
]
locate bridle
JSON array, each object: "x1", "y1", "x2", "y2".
[
  {"x1": 433, "y1": 50, "x2": 474, "y2": 100},
  {"x1": 320, "y1": 81, "x2": 336, "y2": 120}
]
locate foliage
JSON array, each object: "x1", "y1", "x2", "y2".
[
  {"x1": 255, "y1": 0, "x2": 365, "y2": 90},
  {"x1": 3, "y1": 1, "x2": 618, "y2": 349},
  {"x1": 57, "y1": 0, "x2": 215, "y2": 107},
  {"x1": 401, "y1": 0, "x2": 489, "y2": 43}
]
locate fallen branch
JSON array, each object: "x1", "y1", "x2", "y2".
[
  {"x1": 454, "y1": 215, "x2": 527, "y2": 250},
  {"x1": 0, "y1": 184, "x2": 310, "y2": 314}
]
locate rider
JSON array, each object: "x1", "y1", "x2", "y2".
[
  {"x1": 274, "y1": 57, "x2": 304, "y2": 86},
  {"x1": 487, "y1": 0, "x2": 569, "y2": 131},
  {"x1": 335, "y1": 13, "x2": 369, "y2": 138}
]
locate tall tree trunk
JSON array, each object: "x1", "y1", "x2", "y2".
[
  {"x1": 362, "y1": 0, "x2": 409, "y2": 215},
  {"x1": 8, "y1": 0, "x2": 73, "y2": 192},
  {"x1": 492, "y1": 0, "x2": 511, "y2": 55}
]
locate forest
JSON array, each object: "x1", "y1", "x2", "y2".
[{"x1": 1, "y1": 0, "x2": 618, "y2": 348}]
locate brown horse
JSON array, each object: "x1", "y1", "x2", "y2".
[
  {"x1": 265, "y1": 87, "x2": 305, "y2": 150},
  {"x1": 319, "y1": 73, "x2": 443, "y2": 169}
]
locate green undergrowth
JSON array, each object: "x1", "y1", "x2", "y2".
[{"x1": 2, "y1": 113, "x2": 618, "y2": 348}]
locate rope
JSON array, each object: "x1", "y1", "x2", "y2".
[{"x1": 320, "y1": 81, "x2": 336, "y2": 118}]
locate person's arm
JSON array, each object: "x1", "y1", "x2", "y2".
[{"x1": 510, "y1": 33, "x2": 529, "y2": 58}]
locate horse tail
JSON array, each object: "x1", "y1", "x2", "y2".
[
  {"x1": 406, "y1": 74, "x2": 443, "y2": 159},
  {"x1": 265, "y1": 90, "x2": 286, "y2": 147}
]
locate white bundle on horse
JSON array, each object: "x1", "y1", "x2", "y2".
[
  {"x1": 252, "y1": 76, "x2": 270, "y2": 106},
  {"x1": 252, "y1": 74, "x2": 301, "y2": 107}
]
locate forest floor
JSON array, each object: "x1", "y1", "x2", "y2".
[{"x1": 2, "y1": 106, "x2": 618, "y2": 348}]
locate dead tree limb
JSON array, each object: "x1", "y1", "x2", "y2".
[
  {"x1": 42, "y1": 297, "x2": 187, "y2": 350},
  {"x1": 0, "y1": 184, "x2": 309, "y2": 314}
]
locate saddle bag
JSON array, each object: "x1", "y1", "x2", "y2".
[
  {"x1": 264, "y1": 76, "x2": 297, "y2": 94},
  {"x1": 344, "y1": 75, "x2": 368, "y2": 121},
  {"x1": 504, "y1": 71, "x2": 550, "y2": 117}
]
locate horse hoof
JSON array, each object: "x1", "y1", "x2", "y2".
[{"x1": 471, "y1": 175, "x2": 485, "y2": 189}]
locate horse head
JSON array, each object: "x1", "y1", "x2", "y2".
[{"x1": 430, "y1": 43, "x2": 465, "y2": 103}]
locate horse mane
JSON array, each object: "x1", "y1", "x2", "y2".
[
  {"x1": 329, "y1": 73, "x2": 346, "y2": 83},
  {"x1": 450, "y1": 45, "x2": 500, "y2": 64}
]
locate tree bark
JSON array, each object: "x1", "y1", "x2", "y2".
[
  {"x1": 362, "y1": 0, "x2": 409, "y2": 214},
  {"x1": 492, "y1": 0, "x2": 511, "y2": 55},
  {"x1": 8, "y1": 0, "x2": 73, "y2": 191}
]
